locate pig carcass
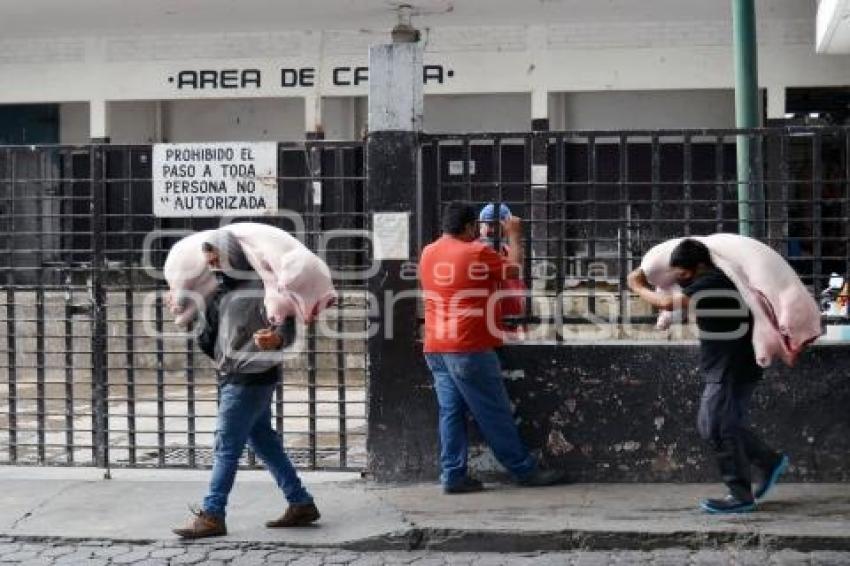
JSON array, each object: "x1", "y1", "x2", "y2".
[
  {"x1": 639, "y1": 233, "x2": 822, "y2": 367},
  {"x1": 163, "y1": 222, "x2": 337, "y2": 328}
]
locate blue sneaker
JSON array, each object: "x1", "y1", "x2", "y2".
[
  {"x1": 754, "y1": 454, "x2": 789, "y2": 501},
  {"x1": 699, "y1": 495, "x2": 756, "y2": 514}
]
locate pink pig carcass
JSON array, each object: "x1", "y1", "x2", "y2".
[
  {"x1": 163, "y1": 222, "x2": 337, "y2": 328},
  {"x1": 639, "y1": 233, "x2": 822, "y2": 368},
  {"x1": 163, "y1": 230, "x2": 219, "y2": 328}
]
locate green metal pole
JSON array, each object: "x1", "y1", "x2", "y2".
[{"x1": 732, "y1": 0, "x2": 759, "y2": 237}]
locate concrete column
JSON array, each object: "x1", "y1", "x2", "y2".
[
  {"x1": 89, "y1": 98, "x2": 110, "y2": 143},
  {"x1": 305, "y1": 94, "x2": 324, "y2": 139},
  {"x1": 366, "y1": 41, "x2": 431, "y2": 481},
  {"x1": 767, "y1": 86, "x2": 787, "y2": 121}
]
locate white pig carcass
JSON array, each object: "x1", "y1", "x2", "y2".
[
  {"x1": 163, "y1": 222, "x2": 337, "y2": 328},
  {"x1": 639, "y1": 233, "x2": 822, "y2": 368}
]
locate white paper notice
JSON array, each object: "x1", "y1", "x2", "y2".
[
  {"x1": 153, "y1": 142, "x2": 278, "y2": 217},
  {"x1": 373, "y1": 212, "x2": 410, "y2": 260},
  {"x1": 532, "y1": 164, "x2": 548, "y2": 188}
]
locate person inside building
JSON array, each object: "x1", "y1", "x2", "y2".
[
  {"x1": 172, "y1": 230, "x2": 320, "y2": 539},
  {"x1": 478, "y1": 203, "x2": 527, "y2": 337},
  {"x1": 418, "y1": 201, "x2": 568, "y2": 494},
  {"x1": 627, "y1": 239, "x2": 789, "y2": 514}
]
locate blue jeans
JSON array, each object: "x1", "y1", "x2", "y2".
[
  {"x1": 697, "y1": 380, "x2": 779, "y2": 500},
  {"x1": 203, "y1": 382, "x2": 313, "y2": 518},
  {"x1": 424, "y1": 351, "x2": 536, "y2": 488}
]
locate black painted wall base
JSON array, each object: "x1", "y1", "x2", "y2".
[{"x1": 367, "y1": 343, "x2": 850, "y2": 482}]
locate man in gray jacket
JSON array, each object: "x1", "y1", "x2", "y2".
[{"x1": 173, "y1": 230, "x2": 319, "y2": 539}]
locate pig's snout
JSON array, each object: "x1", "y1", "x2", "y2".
[{"x1": 168, "y1": 291, "x2": 190, "y2": 314}]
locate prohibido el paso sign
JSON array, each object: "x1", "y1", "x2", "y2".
[{"x1": 153, "y1": 142, "x2": 278, "y2": 217}]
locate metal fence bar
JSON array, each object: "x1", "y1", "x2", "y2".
[
  {"x1": 306, "y1": 144, "x2": 321, "y2": 471},
  {"x1": 63, "y1": 269, "x2": 74, "y2": 464},
  {"x1": 463, "y1": 138, "x2": 472, "y2": 203},
  {"x1": 683, "y1": 133, "x2": 693, "y2": 236},
  {"x1": 586, "y1": 135, "x2": 597, "y2": 316},
  {"x1": 618, "y1": 135, "x2": 629, "y2": 332},
  {"x1": 334, "y1": 147, "x2": 348, "y2": 469},
  {"x1": 523, "y1": 136, "x2": 533, "y2": 316},
  {"x1": 123, "y1": 148, "x2": 138, "y2": 467},
  {"x1": 554, "y1": 134, "x2": 566, "y2": 342},
  {"x1": 779, "y1": 133, "x2": 790, "y2": 260},
  {"x1": 154, "y1": 215, "x2": 166, "y2": 468},
  {"x1": 35, "y1": 197, "x2": 46, "y2": 465},
  {"x1": 813, "y1": 132, "x2": 824, "y2": 296},
  {"x1": 715, "y1": 135, "x2": 725, "y2": 234},
  {"x1": 90, "y1": 145, "x2": 110, "y2": 471},
  {"x1": 846, "y1": 130, "x2": 850, "y2": 287},
  {"x1": 5, "y1": 148, "x2": 17, "y2": 464}
]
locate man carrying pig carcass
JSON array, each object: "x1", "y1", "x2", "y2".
[
  {"x1": 627, "y1": 238, "x2": 789, "y2": 514},
  {"x1": 172, "y1": 229, "x2": 320, "y2": 539}
]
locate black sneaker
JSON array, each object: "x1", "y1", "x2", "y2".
[
  {"x1": 699, "y1": 494, "x2": 756, "y2": 514},
  {"x1": 443, "y1": 477, "x2": 485, "y2": 494},
  {"x1": 754, "y1": 454, "x2": 789, "y2": 501},
  {"x1": 517, "y1": 468, "x2": 570, "y2": 487}
]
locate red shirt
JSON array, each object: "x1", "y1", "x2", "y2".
[{"x1": 419, "y1": 235, "x2": 513, "y2": 353}]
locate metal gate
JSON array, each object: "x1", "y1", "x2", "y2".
[
  {"x1": 421, "y1": 127, "x2": 850, "y2": 337},
  {"x1": 0, "y1": 142, "x2": 369, "y2": 470}
]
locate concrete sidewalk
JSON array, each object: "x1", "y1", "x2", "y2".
[{"x1": 0, "y1": 467, "x2": 848, "y2": 552}]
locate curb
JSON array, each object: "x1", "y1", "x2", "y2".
[{"x1": 3, "y1": 528, "x2": 850, "y2": 553}]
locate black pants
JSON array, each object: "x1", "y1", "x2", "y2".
[{"x1": 697, "y1": 380, "x2": 780, "y2": 500}]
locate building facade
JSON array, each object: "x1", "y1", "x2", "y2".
[{"x1": 1, "y1": 0, "x2": 849, "y2": 144}]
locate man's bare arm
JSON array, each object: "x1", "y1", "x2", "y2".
[
  {"x1": 502, "y1": 216, "x2": 523, "y2": 280},
  {"x1": 626, "y1": 268, "x2": 689, "y2": 311}
]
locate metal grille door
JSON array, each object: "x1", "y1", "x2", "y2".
[{"x1": 0, "y1": 142, "x2": 369, "y2": 470}]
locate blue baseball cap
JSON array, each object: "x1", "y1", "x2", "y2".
[{"x1": 479, "y1": 203, "x2": 512, "y2": 222}]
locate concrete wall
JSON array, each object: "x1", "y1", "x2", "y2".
[
  {"x1": 59, "y1": 103, "x2": 89, "y2": 144},
  {"x1": 59, "y1": 99, "x2": 307, "y2": 143},
  {"x1": 6, "y1": 0, "x2": 850, "y2": 138},
  {"x1": 163, "y1": 98, "x2": 305, "y2": 142},
  {"x1": 109, "y1": 101, "x2": 160, "y2": 144},
  {"x1": 59, "y1": 90, "x2": 744, "y2": 142},
  {"x1": 367, "y1": 343, "x2": 850, "y2": 483},
  {"x1": 322, "y1": 96, "x2": 367, "y2": 140},
  {"x1": 550, "y1": 89, "x2": 738, "y2": 130},
  {"x1": 424, "y1": 94, "x2": 531, "y2": 133}
]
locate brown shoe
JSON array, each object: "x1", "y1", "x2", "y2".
[
  {"x1": 172, "y1": 507, "x2": 227, "y2": 539},
  {"x1": 265, "y1": 502, "x2": 321, "y2": 528}
]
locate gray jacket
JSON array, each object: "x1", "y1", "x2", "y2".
[{"x1": 196, "y1": 230, "x2": 294, "y2": 381}]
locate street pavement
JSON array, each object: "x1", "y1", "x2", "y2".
[
  {"x1": 0, "y1": 467, "x2": 848, "y2": 563},
  {"x1": 0, "y1": 541, "x2": 848, "y2": 565}
]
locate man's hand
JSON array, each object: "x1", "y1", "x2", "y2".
[
  {"x1": 501, "y1": 216, "x2": 522, "y2": 240},
  {"x1": 626, "y1": 268, "x2": 688, "y2": 311},
  {"x1": 627, "y1": 268, "x2": 649, "y2": 292},
  {"x1": 254, "y1": 328, "x2": 283, "y2": 351},
  {"x1": 500, "y1": 216, "x2": 523, "y2": 279}
]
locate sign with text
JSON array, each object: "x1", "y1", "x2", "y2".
[
  {"x1": 153, "y1": 142, "x2": 278, "y2": 217},
  {"x1": 372, "y1": 212, "x2": 410, "y2": 260},
  {"x1": 166, "y1": 65, "x2": 454, "y2": 90}
]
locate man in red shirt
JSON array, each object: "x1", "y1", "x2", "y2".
[{"x1": 419, "y1": 201, "x2": 567, "y2": 493}]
